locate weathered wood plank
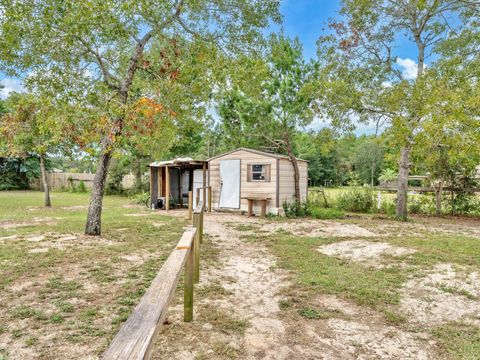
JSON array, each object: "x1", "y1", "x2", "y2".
[{"x1": 102, "y1": 228, "x2": 196, "y2": 360}]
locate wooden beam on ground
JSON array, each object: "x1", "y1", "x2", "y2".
[{"x1": 102, "y1": 228, "x2": 196, "y2": 360}]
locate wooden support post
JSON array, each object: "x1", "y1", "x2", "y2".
[
  {"x1": 157, "y1": 167, "x2": 162, "y2": 197},
  {"x1": 184, "y1": 240, "x2": 194, "y2": 322},
  {"x1": 179, "y1": 170, "x2": 184, "y2": 207},
  {"x1": 248, "y1": 199, "x2": 253, "y2": 217},
  {"x1": 260, "y1": 199, "x2": 267, "y2": 217},
  {"x1": 165, "y1": 166, "x2": 170, "y2": 211},
  {"x1": 196, "y1": 188, "x2": 200, "y2": 207},
  {"x1": 188, "y1": 191, "x2": 193, "y2": 220},
  {"x1": 202, "y1": 162, "x2": 207, "y2": 212},
  {"x1": 149, "y1": 167, "x2": 153, "y2": 206},
  {"x1": 199, "y1": 205, "x2": 204, "y2": 244},
  {"x1": 192, "y1": 211, "x2": 201, "y2": 283},
  {"x1": 208, "y1": 186, "x2": 212, "y2": 212}
]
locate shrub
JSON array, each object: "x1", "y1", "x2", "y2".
[
  {"x1": 309, "y1": 207, "x2": 344, "y2": 219},
  {"x1": 283, "y1": 201, "x2": 309, "y2": 217},
  {"x1": 408, "y1": 199, "x2": 422, "y2": 214},
  {"x1": 336, "y1": 187, "x2": 374, "y2": 213},
  {"x1": 379, "y1": 200, "x2": 396, "y2": 216},
  {"x1": 133, "y1": 192, "x2": 150, "y2": 206},
  {"x1": 378, "y1": 168, "x2": 397, "y2": 183},
  {"x1": 77, "y1": 180, "x2": 87, "y2": 193},
  {"x1": 283, "y1": 200, "x2": 344, "y2": 219}
]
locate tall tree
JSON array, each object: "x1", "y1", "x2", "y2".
[
  {"x1": 0, "y1": 93, "x2": 65, "y2": 206},
  {"x1": 316, "y1": 0, "x2": 471, "y2": 219},
  {"x1": 0, "y1": 0, "x2": 280, "y2": 234},
  {"x1": 354, "y1": 139, "x2": 384, "y2": 186},
  {"x1": 218, "y1": 34, "x2": 315, "y2": 203}
]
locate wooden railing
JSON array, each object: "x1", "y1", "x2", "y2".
[
  {"x1": 196, "y1": 186, "x2": 212, "y2": 212},
  {"x1": 102, "y1": 202, "x2": 205, "y2": 360}
]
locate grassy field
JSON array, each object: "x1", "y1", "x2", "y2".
[
  {"x1": 0, "y1": 191, "x2": 187, "y2": 359},
  {"x1": 2, "y1": 190, "x2": 480, "y2": 359},
  {"x1": 234, "y1": 215, "x2": 480, "y2": 359}
]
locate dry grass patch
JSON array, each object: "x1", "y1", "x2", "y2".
[{"x1": 0, "y1": 191, "x2": 185, "y2": 359}]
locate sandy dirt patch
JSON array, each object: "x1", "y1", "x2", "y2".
[
  {"x1": 318, "y1": 240, "x2": 416, "y2": 267},
  {"x1": 284, "y1": 294, "x2": 438, "y2": 359},
  {"x1": 260, "y1": 220, "x2": 377, "y2": 238},
  {"x1": 124, "y1": 212, "x2": 152, "y2": 217},
  {"x1": 321, "y1": 318, "x2": 432, "y2": 359},
  {"x1": 201, "y1": 214, "x2": 292, "y2": 359},
  {"x1": 0, "y1": 217, "x2": 57, "y2": 229},
  {"x1": 153, "y1": 211, "x2": 438, "y2": 359},
  {"x1": 122, "y1": 204, "x2": 143, "y2": 209},
  {"x1": 25, "y1": 233, "x2": 115, "y2": 253},
  {"x1": 401, "y1": 263, "x2": 480, "y2": 326},
  {"x1": 0, "y1": 235, "x2": 18, "y2": 242},
  {"x1": 361, "y1": 216, "x2": 480, "y2": 239},
  {"x1": 26, "y1": 205, "x2": 88, "y2": 211}
]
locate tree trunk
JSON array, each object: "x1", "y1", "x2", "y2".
[
  {"x1": 85, "y1": 145, "x2": 113, "y2": 235},
  {"x1": 434, "y1": 181, "x2": 443, "y2": 216},
  {"x1": 39, "y1": 154, "x2": 51, "y2": 207},
  {"x1": 284, "y1": 135, "x2": 301, "y2": 204},
  {"x1": 135, "y1": 157, "x2": 142, "y2": 190},
  {"x1": 371, "y1": 159, "x2": 375, "y2": 187},
  {"x1": 395, "y1": 146, "x2": 410, "y2": 220}
]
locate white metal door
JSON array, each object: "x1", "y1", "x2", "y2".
[{"x1": 219, "y1": 160, "x2": 240, "y2": 208}]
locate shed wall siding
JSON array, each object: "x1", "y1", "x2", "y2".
[
  {"x1": 209, "y1": 150, "x2": 278, "y2": 212},
  {"x1": 278, "y1": 159, "x2": 308, "y2": 204}
]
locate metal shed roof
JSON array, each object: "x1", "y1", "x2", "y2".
[
  {"x1": 207, "y1": 148, "x2": 308, "y2": 162},
  {"x1": 149, "y1": 157, "x2": 207, "y2": 168}
]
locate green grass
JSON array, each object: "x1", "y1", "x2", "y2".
[
  {"x1": 387, "y1": 235, "x2": 480, "y2": 268},
  {"x1": 231, "y1": 217, "x2": 480, "y2": 359},
  {"x1": 264, "y1": 234, "x2": 406, "y2": 308},
  {"x1": 0, "y1": 190, "x2": 186, "y2": 357},
  {"x1": 432, "y1": 323, "x2": 480, "y2": 360}
]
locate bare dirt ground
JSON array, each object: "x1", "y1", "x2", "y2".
[
  {"x1": 0, "y1": 217, "x2": 59, "y2": 230},
  {"x1": 400, "y1": 263, "x2": 480, "y2": 326},
  {"x1": 317, "y1": 240, "x2": 416, "y2": 268},
  {"x1": 153, "y1": 212, "x2": 442, "y2": 359},
  {"x1": 357, "y1": 215, "x2": 480, "y2": 239}
]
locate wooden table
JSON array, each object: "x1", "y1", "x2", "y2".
[{"x1": 242, "y1": 197, "x2": 271, "y2": 217}]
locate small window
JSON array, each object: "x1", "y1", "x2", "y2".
[
  {"x1": 252, "y1": 164, "x2": 266, "y2": 181},
  {"x1": 248, "y1": 164, "x2": 271, "y2": 182}
]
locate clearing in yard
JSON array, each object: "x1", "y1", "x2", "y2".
[
  {"x1": 1, "y1": 191, "x2": 480, "y2": 359},
  {"x1": 0, "y1": 191, "x2": 187, "y2": 359}
]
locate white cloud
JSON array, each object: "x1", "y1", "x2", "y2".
[
  {"x1": 0, "y1": 78, "x2": 25, "y2": 99},
  {"x1": 396, "y1": 57, "x2": 418, "y2": 80}
]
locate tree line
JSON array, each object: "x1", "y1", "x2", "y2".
[{"x1": 0, "y1": 0, "x2": 479, "y2": 235}]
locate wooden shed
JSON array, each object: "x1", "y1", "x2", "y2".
[
  {"x1": 149, "y1": 158, "x2": 208, "y2": 210},
  {"x1": 208, "y1": 148, "x2": 308, "y2": 215}
]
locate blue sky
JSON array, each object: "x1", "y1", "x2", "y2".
[
  {"x1": 279, "y1": 0, "x2": 418, "y2": 61},
  {"x1": 280, "y1": 0, "x2": 342, "y2": 60}
]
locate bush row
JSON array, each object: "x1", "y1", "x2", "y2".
[{"x1": 284, "y1": 187, "x2": 480, "y2": 218}]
